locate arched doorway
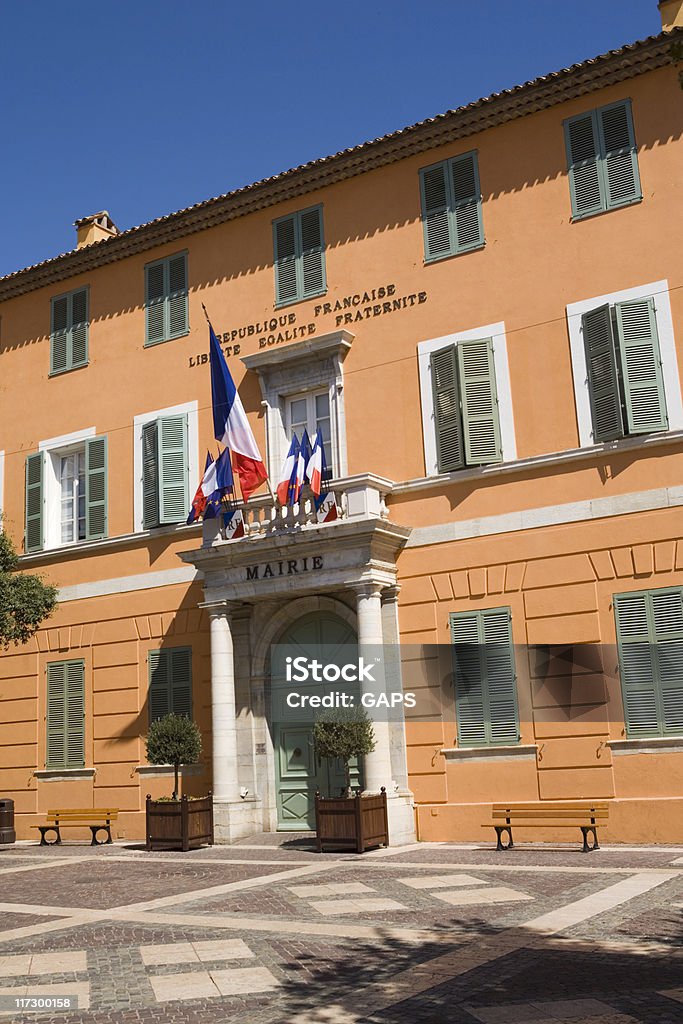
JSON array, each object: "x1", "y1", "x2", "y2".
[{"x1": 272, "y1": 610, "x2": 363, "y2": 830}]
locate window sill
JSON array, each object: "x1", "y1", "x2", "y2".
[
  {"x1": 607, "y1": 737, "x2": 683, "y2": 756},
  {"x1": 143, "y1": 330, "x2": 190, "y2": 348},
  {"x1": 441, "y1": 744, "x2": 536, "y2": 763},
  {"x1": 34, "y1": 768, "x2": 95, "y2": 781},
  {"x1": 570, "y1": 196, "x2": 642, "y2": 223},
  {"x1": 423, "y1": 242, "x2": 485, "y2": 266},
  {"x1": 275, "y1": 289, "x2": 327, "y2": 310},
  {"x1": 48, "y1": 362, "x2": 89, "y2": 379},
  {"x1": 135, "y1": 764, "x2": 204, "y2": 778}
]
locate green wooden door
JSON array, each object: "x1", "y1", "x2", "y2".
[{"x1": 273, "y1": 611, "x2": 361, "y2": 829}]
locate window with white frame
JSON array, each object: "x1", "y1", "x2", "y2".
[
  {"x1": 286, "y1": 390, "x2": 332, "y2": 451},
  {"x1": 25, "y1": 430, "x2": 107, "y2": 554},
  {"x1": 566, "y1": 281, "x2": 683, "y2": 449},
  {"x1": 133, "y1": 401, "x2": 199, "y2": 533},
  {"x1": 418, "y1": 323, "x2": 516, "y2": 477}
]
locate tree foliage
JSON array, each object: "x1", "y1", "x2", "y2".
[
  {"x1": 146, "y1": 713, "x2": 202, "y2": 799},
  {"x1": 313, "y1": 706, "x2": 376, "y2": 797},
  {"x1": 0, "y1": 528, "x2": 57, "y2": 650}
]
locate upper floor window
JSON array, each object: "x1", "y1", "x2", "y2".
[
  {"x1": 25, "y1": 434, "x2": 108, "y2": 554},
  {"x1": 564, "y1": 99, "x2": 641, "y2": 220},
  {"x1": 148, "y1": 647, "x2": 192, "y2": 723},
  {"x1": 144, "y1": 252, "x2": 189, "y2": 346},
  {"x1": 142, "y1": 414, "x2": 190, "y2": 529},
  {"x1": 273, "y1": 206, "x2": 326, "y2": 307},
  {"x1": 582, "y1": 297, "x2": 667, "y2": 442},
  {"x1": 614, "y1": 587, "x2": 683, "y2": 739},
  {"x1": 46, "y1": 660, "x2": 85, "y2": 769},
  {"x1": 419, "y1": 151, "x2": 484, "y2": 263},
  {"x1": 286, "y1": 390, "x2": 332, "y2": 453},
  {"x1": 450, "y1": 607, "x2": 519, "y2": 748},
  {"x1": 431, "y1": 338, "x2": 501, "y2": 471},
  {"x1": 50, "y1": 287, "x2": 88, "y2": 375}
]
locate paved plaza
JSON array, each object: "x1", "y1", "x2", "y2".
[{"x1": 0, "y1": 836, "x2": 681, "y2": 1023}]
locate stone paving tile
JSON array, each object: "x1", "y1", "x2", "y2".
[
  {"x1": 432, "y1": 886, "x2": 534, "y2": 907},
  {"x1": 0, "y1": 913, "x2": 64, "y2": 933},
  {"x1": 0, "y1": 859, "x2": 288, "y2": 909},
  {"x1": 310, "y1": 897, "x2": 409, "y2": 916},
  {"x1": 388, "y1": 846, "x2": 683, "y2": 870},
  {"x1": 288, "y1": 882, "x2": 374, "y2": 897},
  {"x1": 140, "y1": 938, "x2": 254, "y2": 965},
  {"x1": 0, "y1": 950, "x2": 87, "y2": 977},
  {"x1": 562, "y1": 874, "x2": 683, "y2": 946},
  {"x1": 399, "y1": 873, "x2": 486, "y2": 889}
]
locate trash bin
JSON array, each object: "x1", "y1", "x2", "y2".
[{"x1": 0, "y1": 799, "x2": 15, "y2": 845}]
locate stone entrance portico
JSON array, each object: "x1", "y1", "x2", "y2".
[{"x1": 179, "y1": 475, "x2": 415, "y2": 845}]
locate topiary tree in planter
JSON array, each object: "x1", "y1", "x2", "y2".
[
  {"x1": 313, "y1": 706, "x2": 376, "y2": 798},
  {"x1": 146, "y1": 713, "x2": 202, "y2": 800}
]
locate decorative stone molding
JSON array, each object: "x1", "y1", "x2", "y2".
[
  {"x1": 607, "y1": 737, "x2": 683, "y2": 755},
  {"x1": 33, "y1": 768, "x2": 96, "y2": 782},
  {"x1": 441, "y1": 745, "x2": 538, "y2": 763}
]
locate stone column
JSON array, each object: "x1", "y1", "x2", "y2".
[
  {"x1": 355, "y1": 583, "x2": 395, "y2": 795},
  {"x1": 381, "y1": 584, "x2": 411, "y2": 795},
  {"x1": 208, "y1": 603, "x2": 239, "y2": 804}
]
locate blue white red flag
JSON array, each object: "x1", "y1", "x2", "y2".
[
  {"x1": 209, "y1": 325, "x2": 267, "y2": 501},
  {"x1": 222, "y1": 507, "x2": 245, "y2": 539},
  {"x1": 187, "y1": 447, "x2": 234, "y2": 524},
  {"x1": 276, "y1": 433, "x2": 301, "y2": 506},
  {"x1": 188, "y1": 451, "x2": 215, "y2": 524},
  {"x1": 306, "y1": 432, "x2": 338, "y2": 521}
]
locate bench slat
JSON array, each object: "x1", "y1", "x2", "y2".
[
  {"x1": 46, "y1": 809, "x2": 118, "y2": 816},
  {"x1": 492, "y1": 810, "x2": 608, "y2": 820},
  {"x1": 492, "y1": 803, "x2": 609, "y2": 811}
]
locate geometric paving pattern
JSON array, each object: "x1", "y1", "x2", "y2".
[{"x1": 0, "y1": 838, "x2": 681, "y2": 1022}]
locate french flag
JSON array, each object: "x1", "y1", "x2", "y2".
[
  {"x1": 209, "y1": 326, "x2": 268, "y2": 501},
  {"x1": 276, "y1": 433, "x2": 301, "y2": 506},
  {"x1": 187, "y1": 448, "x2": 234, "y2": 524},
  {"x1": 307, "y1": 432, "x2": 338, "y2": 522},
  {"x1": 188, "y1": 451, "x2": 216, "y2": 524}
]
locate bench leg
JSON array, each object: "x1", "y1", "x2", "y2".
[
  {"x1": 580, "y1": 826, "x2": 599, "y2": 852},
  {"x1": 495, "y1": 826, "x2": 513, "y2": 851},
  {"x1": 90, "y1": 825, "x2": 113, "y2": 846},
  {"x1": 38, "y1": 827, "x2": 61, "y2": 847}
]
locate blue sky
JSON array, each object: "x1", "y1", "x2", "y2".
[{"x1": 0, "y1": 1, "x2": 659, "y2": 278}]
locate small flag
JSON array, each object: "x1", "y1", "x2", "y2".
[
  {"x1": 316, "y1": 491, "x2": 339, "y2": 524},
  {"x1": 276, "y1": 433, "x2": 301, "y2": 506},
  {"x1": 223, "y1": 507, "x2": 245, "y2": 539},
  {"x1": 307, "y1": 432, "x2": 337, "y2": 521},
  {"x1": 187, "y1": 447, "x2": 234, "y2": 524},
  {"x1": 209, "y1": 325, "x2": 268, "y2": 501},
  {"x1": 299, "y1": 430, "x2": 313, "y2": 483}
]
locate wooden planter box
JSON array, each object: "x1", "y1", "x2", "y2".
[
  {"x1": 146, "y1": 793, "x2": 214, "y2": 852},
  {"x1": 315, "y1": 787, "x2": 388, "y2": 853}
]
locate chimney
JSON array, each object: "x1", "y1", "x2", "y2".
[
  {"x1": 659, "y1": 0, "x2": 683, "y2": 30},
  {"x1": 74, "y1": 211, "x2": 119, "y2": 249}
]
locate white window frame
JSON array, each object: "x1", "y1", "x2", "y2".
[
  {"x1": 566, "y1": 279, "x2": 682, "y2": 449},
  {"x1": 417, "y1": 321, "x2": 516, "y2": 477},
  {"x1": 38, "y1": 427, "x2": 96, "y2": 551},
  {"x1": 285, "y1": 388, "x2": 333, "y2": 447},
  {"x1": 133, "y1": 400, "x2": 198, "y2": 532}
]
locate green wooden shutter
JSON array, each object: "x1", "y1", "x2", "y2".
[
  {"x1": 431, "y1": 345, "x2": 464, "y2": 472},
  {"x1": 148, "y1": 648, "x2": 192, "y2": 723},
  {"x1": 615, "y1": 591, "x2": 663, "y2": 737},
  {"x1": 450, "y1": 153, "x2": 483, "y2": 252},
  {"x1": 650, "y1": 590, "x2": 683, "y2": 736},
  {"x1": 420, "y1": 162, "x2": 452, "y2": 261},
  {"x1": 565, "y1": 111, "x2": 603, "y2": 218},
  {"x1": 299, "y1": 207, "x2": 325, "y2": 297},
  {"x1": 582, "y1": 304, "x2": 624, "y2": 442},
  {"x1": 145, "y1": 261, "x2": 166, "y2": 345},
  {"x1": 615, "y1": 297, "x2": 667, "y2": 434},
  {"x1": 85, "y1": 435, "x2": 107, "y2": 540},
  {"x1": 158, "y1": 414, "x2": 189, "y2": 524},
  {"x1": 142, "y1": 421, "x2": 159, "y2": 529},
  {"x1": 170, "y1": 648, "x2": 192, "y2": 717},
  {"x1": 47, "y1": 661, "x2": 85, "y2": 768},
  {"x1": 598, "y1": 101, "x2": 641, "y2": 210},
  {"x1": 50, "y1": 295, "x2": 69, "y2": 374},
  {"x1": 457, "y1": 338, "x2": 501, "y2": 464},
  {"x1": 25, "y1": 452, "x2": 44, "y2": 553},
  {"x1": 274, "y1": 215, "x2": 299, "y2": 304},
  {"x1": 70, "y1": 288, "x2": 89, "y2": 368},
  {"x1": 451, "y1": 608, "x2": 518, "y2": 747},
  {"x1": 167, "y1": 253, "x2": 188, "y2": 339}
]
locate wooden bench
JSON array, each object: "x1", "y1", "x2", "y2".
[
  {"x1": 34, "y1": 808, "x2": 119, "y2": 846},
  {"x1": 489, "y1": 802, "x2": 609, "y2": 853}
]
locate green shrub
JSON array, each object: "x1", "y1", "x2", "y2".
[
  {"x1": 313, "y1": 707, "x2": 375, "y2": 797},
  {"x1": 146, "y1": 713, "x2": 202, "y2": 800}
]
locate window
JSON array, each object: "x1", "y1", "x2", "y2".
[
  {"x1": 431, "y1": 338, "x2": 501, "y2": 471},
  {"x1": 273, "y1": 206, "x2": 326, "y2": 306},
  {"x1": 25, "y1": 435, "x2": 107, "y2": 554},
  {"x1": 50, "y1": 287, "x2": 88, "y2": 375},
  {"x1": 419, "y1": 152, "x2": 483, "y2": 263},
  {"x1": 144, "y1": 252, "x2": 188, "y2": 345},
  {"x1": 615, "y1": 588, "x2": 683, "y2": 738},
  {"x1": 564, "y1": 99, "x2": 641, "y2": 219},
  {"x1": 286, "y1": 390, "x2": 332, "y2": 453},
  {"x1": 582, "y1": 297, "x2": 667, "y2": 442},
  {"x1": 142, "y1": 414, "x2": 189, "y2": 528},
  {"x1": 450, "y1": 608, "x2": 519, "y2": 747},
  {"x1": 148, "y1": 648, "x2": 192, "y2": 723},
  {"x1": 46, "y1": 660, "x2": 85, "y2": 769}
]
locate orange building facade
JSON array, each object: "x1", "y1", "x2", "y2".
[{"x1": 1, "y1": 11, "x2": 683, "y2": 844}]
